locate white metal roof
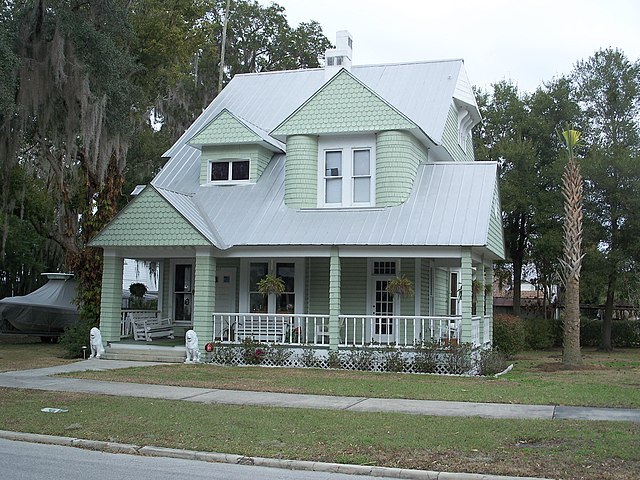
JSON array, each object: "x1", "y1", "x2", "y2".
[
  {"x1": 154, "y1": 59, "x2": 479, "y2": 192},
  {"x1": 155, "y1": 157, "x2": 498, "y2": 252},
  {"x1": 148, "y1": 59, "x2": 494, "y2": 254}
]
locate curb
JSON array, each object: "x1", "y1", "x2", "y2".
[{"x1": 0, "y1": 430, "x2": 552, "y2": 480}]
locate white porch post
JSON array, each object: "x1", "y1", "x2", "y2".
[
  {"x1": 160, "y1": 259, "x2": 171, "y2": 320},
  {"x1": 460, "y1": 248, "x2": 473, "y2": 344},
  {"x1": 99, "y1": 249, "x2": 123, "y2": 343},
  {"x1": 329, "y1": 247, "x2": 341, "y2": 350},
  {"x1": 194, "y1": 248, "x2": 216, "y2": 347},
  {"x1": 485, "y1": 263, "x2": 494, "y2": 345}
]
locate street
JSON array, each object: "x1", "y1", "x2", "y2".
[{"x1": 0, "y1": 438, "x2": 394, "y2": 480}]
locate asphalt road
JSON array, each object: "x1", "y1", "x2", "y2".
[{"x1": 0, "y1": 438, "x2": 393, "y2": 480}]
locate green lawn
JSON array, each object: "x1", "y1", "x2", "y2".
[
  {"x1": 61, "y1": 348, "x2": 640, "y2": 408},
  {"x1": 2, "y1": 338, "x2": 640, "y2": 479},
  {"x1": 1, "y1": 387, "x2": 638, "y2": 480}
]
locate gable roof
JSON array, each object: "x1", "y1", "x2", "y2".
[
  {"x1": 271, "y1": 68, "x2": 418, "y2": 138},
  {"x1": 90, "y1": 186, "x2": 211, "y2": 247},
  {"x1": 189, "y1": 109, "x2": 284, "y2": 152}
]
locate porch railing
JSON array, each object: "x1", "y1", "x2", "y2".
[
  {"x1": 211, "y1": 313, "x2": 462, "y2": 347},
  {"x1": 472, "y1": 316, "x2": 481, "y2": 346}
]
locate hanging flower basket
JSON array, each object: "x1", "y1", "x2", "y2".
[
  {"x1": 386, "y1": 275, "x2": 414, "y2": 298},
  {"x1": 257, "y1": 274, "x2": 285, "y2": 296},
  {"x1": 129, "y1": 282, "x2": 147, "y2": 298}
]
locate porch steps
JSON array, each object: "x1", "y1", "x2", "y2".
[{"x1": 104, "y1": 343, "x2": 185, "y2": 363}]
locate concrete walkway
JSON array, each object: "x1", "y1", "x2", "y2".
[{"x1": 1, "y1": 359, "x2": 639, "y2": 423}]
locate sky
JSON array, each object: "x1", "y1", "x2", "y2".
[{"x1": 266, "y1": 0, "x2": 640, "y2": 93}]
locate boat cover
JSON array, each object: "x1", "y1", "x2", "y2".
[{"x1": 0, "y1": 274, "x2": 80, "y2": 336}]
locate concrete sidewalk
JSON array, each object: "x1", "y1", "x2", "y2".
[{"x1": 1, "y1": 359, "x2": 639, "y2": 423}]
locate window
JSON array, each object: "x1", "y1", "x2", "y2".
[
  {"x1": 210, "y1": 159, "x2": 249, "y2": 182},
  {"x1": 324, "y1": 151, "x2": 342, "y2": 204},
  {"x1": 450, "y1": 272, "x2": 459, "y2": 315},
  {"x1": 248, "y1": 262, "x2": 268, "y2": 313},
  {"x1": 246, "y1": 261, "x2": 297, "y2": 314},
  {"x1": 319, "y1": 136, "x2": 375, "y2": 207}
]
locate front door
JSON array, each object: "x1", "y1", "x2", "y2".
[
  {"x1": 173, "y1": 263, "x2": 193, "y2": 326},
  {"x1": 370, "y1": 261, "x2": 397, "y2": 344}
]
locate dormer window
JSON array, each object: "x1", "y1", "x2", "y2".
[
  {"x1": 210, "y1": 159, "x2": 250, "y2": 183},
  {"x1": 318, "y1": 135, "x2": 375, "y2": 207}
]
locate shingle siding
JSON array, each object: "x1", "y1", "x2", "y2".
[
  {"x1": 433, "y1": 267, "x2": 449, "y2": 316},
  {"x1": 307, "y1": 257, "x2": 329, "y2": 314},
  {"x1": 441, "y1": 105, "x2": 475, "y2": 162},
  {"x1": 487, "y1": 181, "x2": 506, "y2": 258},
  {"x1": 285, "y1": 135, "x2": 318, "y2": 208},
  {"x1": 273, "y1": 70, "x2": 416, "y2": 136},
  {"x1": 341, "y1": 258, "x2": 367, "y2": 314},
  {"x1": 376, "y1": 131, "x2": 427, "y2": 206},
  {"x1": 91, "y1": 187, "x2": 209, "y2": 247},
  {"x1": 190, "y1": 110, "x2": 261, "y2": 145}
]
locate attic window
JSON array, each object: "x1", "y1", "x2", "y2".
[{"x1": 210, "y1": 159, "x2": 250, "y2": 183}]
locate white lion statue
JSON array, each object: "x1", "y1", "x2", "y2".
[
  {"x1": 185, "y1": 329, "x2": 200, "y2": 363},
  {"x1": 89, "y1": 327, "x2": 105, "y2": 359}
]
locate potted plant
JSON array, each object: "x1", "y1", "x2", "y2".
[
  {"x1": 129, "y1": 282, "x2": 147, "y2": 298},
  {"x1": 386, "y1": 275, "x2": 414, "y2": 298},
  {"x1": 257, "y1": 274, "x2": 285, "y2": 296}
]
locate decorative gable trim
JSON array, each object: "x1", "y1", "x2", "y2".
[
  {"x1": 90, "y1": 186, "x2": 210, "y2": 247},
  {"x1": 189, "y1": 109, "x2": 284, "y2": 152},
  {"x1": 271, "y1": 68, "x2": 418, "y2": 138}
]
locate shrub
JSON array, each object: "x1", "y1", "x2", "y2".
[
  {"x1": 580, "y1": 318, "x2": 640, "y2": 348},
  {"x1": 265, "y1": 346, "x2": 292, "y2": 366},
  {"x1": 345, "y1": 349, "x2": 373, "y2": 371},
  {"x1": 413, "y1": 342, "x2": 439, "y2": 373},
  {"x1": 298, "y1": 346, "x2": 319, "y2": 368},
  {"x1": 444, "y1": 343, "x2": 473, "y2": 374},
  {"x1": 493, "y1": 314, "x2": 527, "y2": 357},
  {"x1": 477, "y1": 348, "x2": 508, "y2": 376},
  {"x1": 381, "y1": 348, "x2": 407, "y2": 372},
  {"x1": 208, "y1": 343, "x2": 238, "y2": 364},
  {"x1": 327, "y1": 349, "x2": 342, "y2": 369},
  {"x1": 524, "y1": 318, "x2": 558, "y2": 350},
  {"x1": 59, "y1": 319, "x2": 95, "y2": 358},
  {"x1": 240, "y1": 337, "x2": 265, "y2": 364}
]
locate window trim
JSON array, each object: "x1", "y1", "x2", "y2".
[
  {"x1": 208, "y1": 158, "x2": 251, "y2": 184},
  {"x1": 317, "y1": 135, "x2": 376, "y2": 208}
]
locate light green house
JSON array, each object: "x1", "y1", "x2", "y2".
[{"x1": 91, "y1": 31, "x2": 505, "y2": 354}]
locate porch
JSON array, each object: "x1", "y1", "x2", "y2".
[{"x1": 100, "y1": 247, "x2": 497, "y2": 355}]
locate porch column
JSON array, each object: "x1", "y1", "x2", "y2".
[
  {"x1": 160, "y1": 259, "x2": 170, "y2": 320},
  {"x1": 476, "y1": 261, "x2": 485, "y2": 344},
  {"x1": 99, "y1": 249, "x2": 123, "y2": 343},
  {"x1": 460, "y1": 248, "x2": 473, "y2": 344},
  {"x1": 329, "y1": 247, "x2": 341, "y2": 350},
  {"x1": 485, "y1": 263, "x2": 494, "y2": 346},
  {"x1": 194, "y1": 248, "x2": 216, "y2": 347}
]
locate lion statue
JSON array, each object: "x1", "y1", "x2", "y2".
[
  {"x1": 185, "y1": 329, "x2": 200, "y2": 363},
  {"x1": 89, "y1": 327, "x2": 105, "y2": 359}
]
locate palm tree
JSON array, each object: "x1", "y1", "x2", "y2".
[{"x1": 559, "y1": 128, "x2": 584, "y2": 366}]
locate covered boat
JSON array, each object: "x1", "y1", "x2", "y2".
[{"x1": 0, "y1": 273, "x2": 80, "y2": 340}]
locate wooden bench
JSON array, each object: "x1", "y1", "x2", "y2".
[
  {"x1": 130, "y1": 313, "x2": 174, "y2": 342},
  {"x1": 236, "y1": 317, "x2": 286, "y2": 343}
]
